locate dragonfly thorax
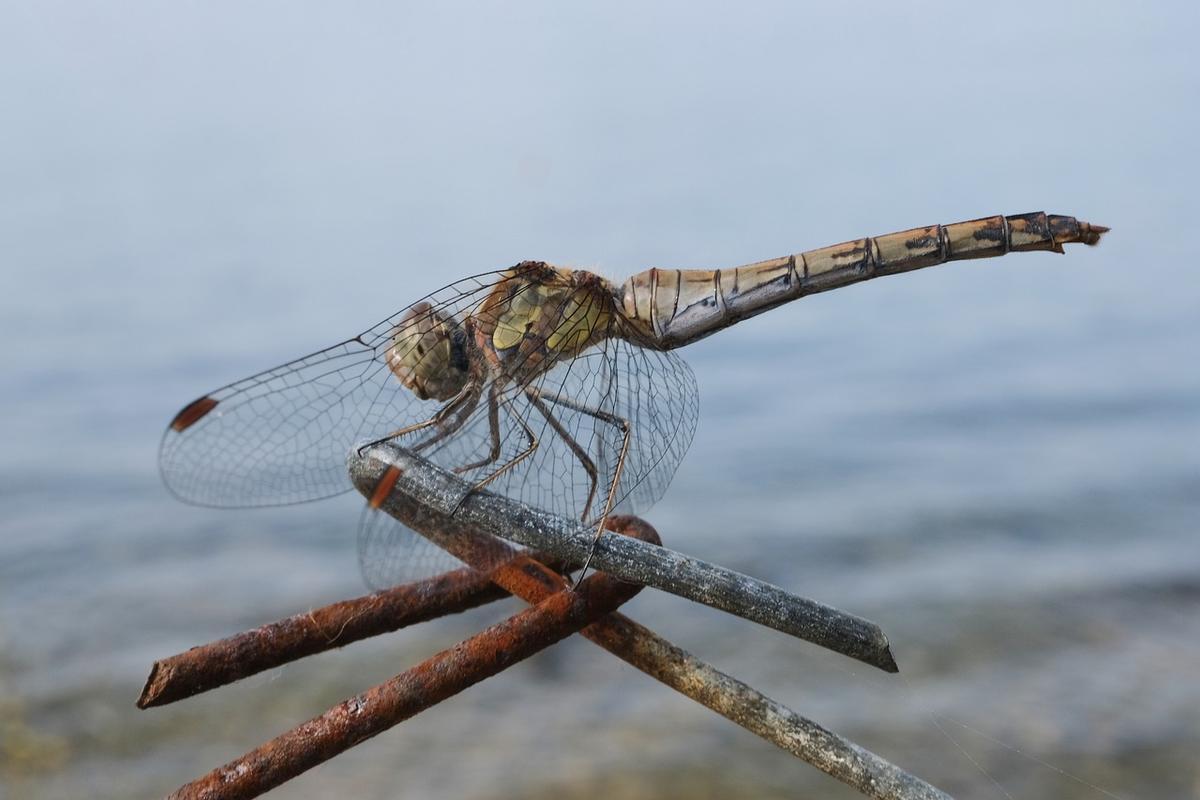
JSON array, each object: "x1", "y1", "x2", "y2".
[{"x1": 478, "y1": 264, "x2": 615, "y2": 383}]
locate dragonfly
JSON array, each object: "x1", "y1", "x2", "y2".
[{"x1": 160, "y1": 211, "x2": 1107, "y2": 587}]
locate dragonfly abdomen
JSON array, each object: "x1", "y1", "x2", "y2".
[{"x1": 619, "y1": 212, "x2": 1107, "y2": 348}]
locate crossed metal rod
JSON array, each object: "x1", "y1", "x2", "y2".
[{"x1": 139, "y1": 443, "x2": 953, "y2": 800}]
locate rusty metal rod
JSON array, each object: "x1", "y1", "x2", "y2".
[
  {"x1": 138, "y1": 565, "x2": 505, "y2": 709},
  {"x1": 138, "y1": 550, "x2": 571, "y2": 708},
  {"x1": 154, "y1": 475, "x2": 944, "y2": 798},
  {"x1": 351, "y1": 444, "x2": 897, "y2": 673},
  {"x1": 168, "y1": 568, "x2": 643, "y2": 800},
  {"x1": 347, "y1": 467, "x2": 948, "y2": 800}
]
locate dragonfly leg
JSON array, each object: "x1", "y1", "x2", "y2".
[
  {"x1": 526, "y1": 390, "x2": 600, "y2": 520},
  {"x1": 352, "y1": 381, "x2": 480, "y2": 455},
  {"x1": 357, "y1": 381, "x2": 483, "y2": 459},
  {"x1": 449, "y1": 395, "x2": 538, "y2": 513},
  {"x1": 410, "y1": 383, "x2": 485, "y2": 453},
  {"x1": 529, "y1": 389, "x2": 632, "y2": 588},
  {"x1": 452, "y1": 385, "x2": 504, "y2": 474},
  {"x1": 356, "y1": 416, "x2": 439, "y2": 456}
]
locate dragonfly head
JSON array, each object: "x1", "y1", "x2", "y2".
[{"x1": 386, "y1": 302, "x2": 470, "y2": 401}]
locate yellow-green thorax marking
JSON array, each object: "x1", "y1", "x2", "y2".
[{"x1": 475, "y1": 262, "x2": 616, "y2": 385}]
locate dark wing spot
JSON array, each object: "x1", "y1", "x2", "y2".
[{"x1": 169, "y1": 396, "x2": 219, "y2": 432}]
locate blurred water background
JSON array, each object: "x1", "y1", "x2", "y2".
[{"x1": 2, "y1": 2, "x2": 1198, "y2": 798}]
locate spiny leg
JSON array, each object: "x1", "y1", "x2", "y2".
[
  {"x1": 449, "y1": 393, "x2": 539, "y2": 514},
  {"x1": 530, "y1": 388, "x2": 631, "y2": 587},
  {"x1": 355, "y1": 382, "x2": 481, "y2": 456},
  {"x1": 452, "y1": 384, "x2": 504, "y2": 475},
  {"x1": 356, "y1": 416, "x2": 439, "y2": 457},
  {"x1": 396, "y1": 383, "x2": 484, "y2": 460},
  {"x1": 464, "y1": 397, "x2": 538, "y2": 493},
  {"x1": 410, "y1": 383, "x2": 484, "y2": 454}
]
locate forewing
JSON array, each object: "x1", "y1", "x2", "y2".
[
  {"x1": 158, "y1": 271, "x2": 508, "y2": 507},
  {"x1": 162, "y1": 265, "x2": 698, "y2": 588}
]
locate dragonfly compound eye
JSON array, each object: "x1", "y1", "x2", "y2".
[{"x1": 386, "y1": 302, "x2": 469, "y2": 401}]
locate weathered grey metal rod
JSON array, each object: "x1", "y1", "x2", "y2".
[
  {"x1": 350, "y1": 443, "x2": 897, "y2": 673},
  {"x1": 592, "y1": 613, "x2": 952, "y2": 800}
]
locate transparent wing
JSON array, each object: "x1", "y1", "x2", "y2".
[
  {"x1": 356, "y1": 330, "x2": 698, "y2": 590},
  {"x1": 158, "y1": 270, "x2": 513, "y2": 507},
  {"x1": 162, "y1": 263, "x2": 699, "y2": 591},
  {"x1": 356, "y1": 506, "x2": 467, "y2": 590}
]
